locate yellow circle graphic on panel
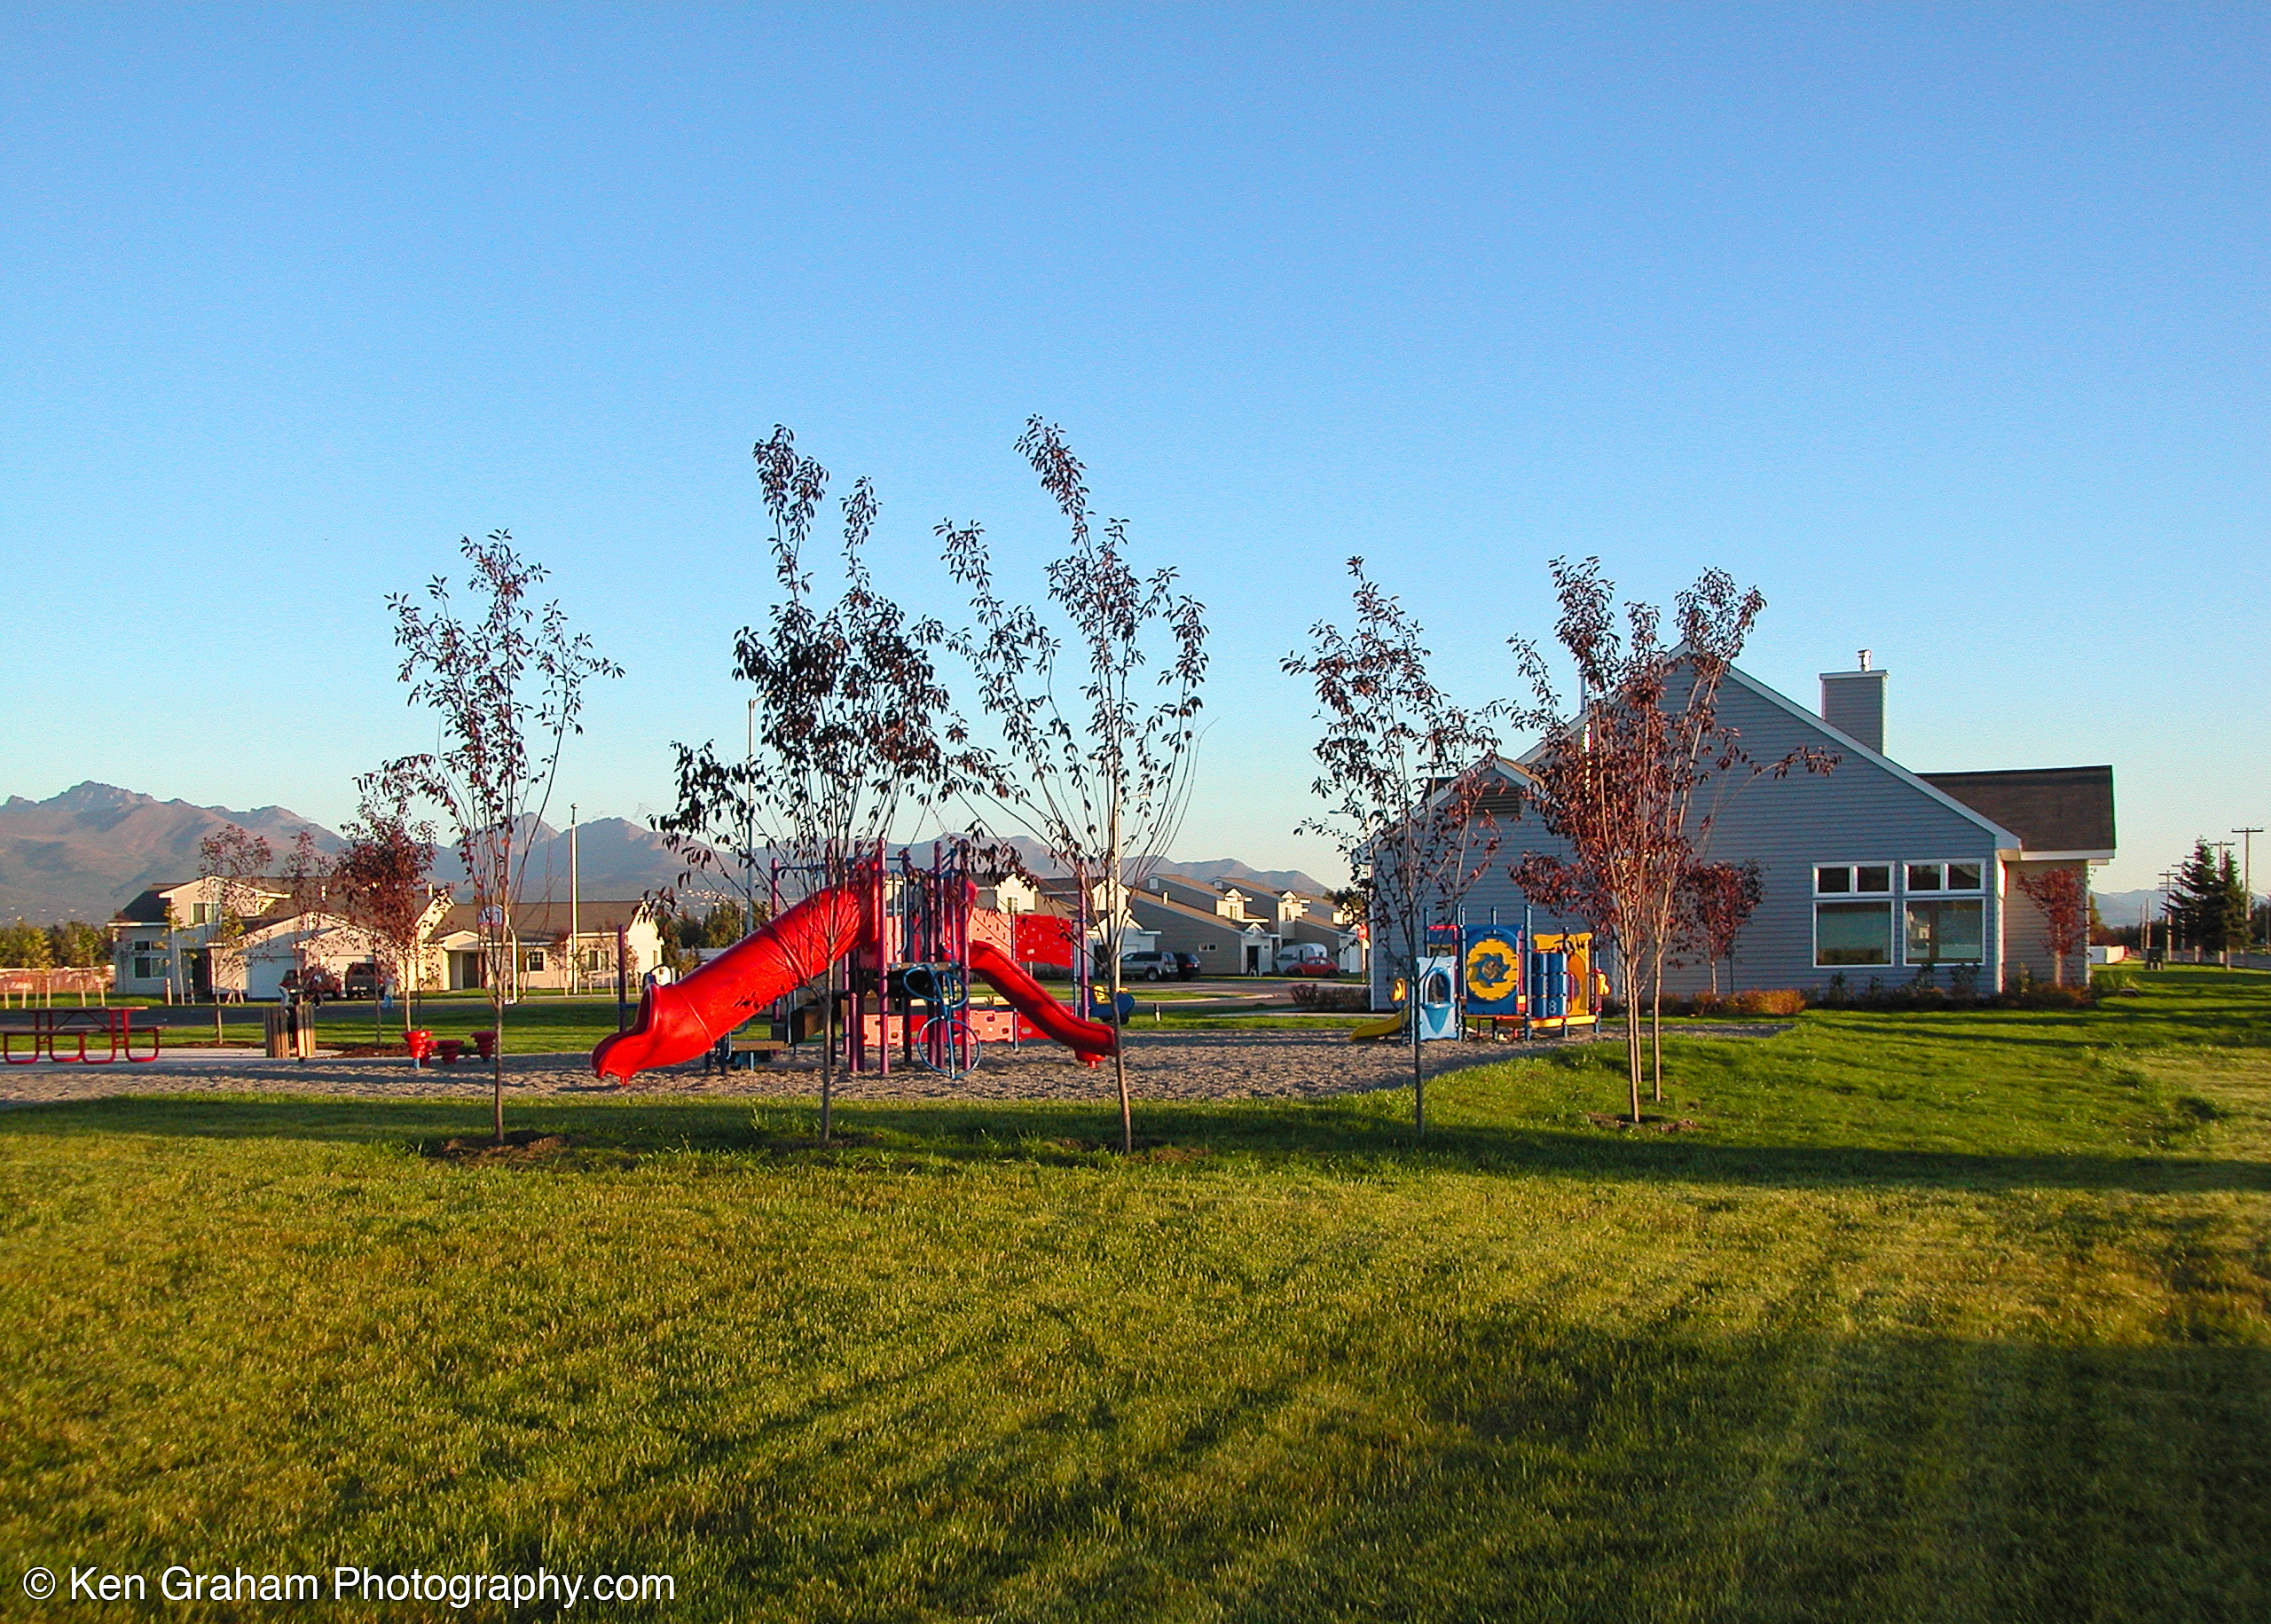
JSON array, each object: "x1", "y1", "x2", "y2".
[{"x1": 1466, "y1": 936, "x2": 1520, "y2": 1002}]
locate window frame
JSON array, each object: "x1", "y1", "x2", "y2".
[
  {"x1": 1903, "y1": 860, "x2": 1986, "y2": 897},
  {"x1": 1895, "y1": 857, "x2": 1991, "y2": 966},
  {"x1": 1902, "y1": 896, "x2": 1987, "y2": 966},
  {"x1": 1813, "y1": 897, "x2": 1896, "y2": 968},
  {"x1": 1814, "y1": 861, "x2": 1897, "y2": 898}
]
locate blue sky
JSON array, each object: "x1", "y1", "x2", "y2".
[{"x1": 4, "y1": 4, "x2": 2264, "y2": 891}]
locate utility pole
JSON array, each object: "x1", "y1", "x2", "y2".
[
  {"x1": 569, "y1": 802, "x2": 580, "y2": 997},
  {"x1": 745, "y1": 697, "x2": 758, "y2": 914},
  {"x1": 2236, "y1": 828, "x2": 2263, "y2": 949}
]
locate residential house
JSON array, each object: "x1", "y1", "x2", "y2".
[
  {"x1": 430, "y1": 899, "x2": 665, "y2": 992},
  {"x1": 235, "y1": 885, "x2": 452, "y2": 1000},
  {"x1": 1129, "y1": 875, "x2": 1278, "y2": 974},
  {"x1": 1371, "y1": 655, "x2": 2115, "y2": 1006},
  {"x1": 109, "y1": 876, "x2": 457, "y2": 1000},
  {"x1": 1215, "y1": 881, "x2": 1367, "y2": 973},
  {"x1": 109, "y1": 875, "x2": 291, "y2": 999}
]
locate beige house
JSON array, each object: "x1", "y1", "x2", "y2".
[
  {"x1": 430, "y1": 899, "x2": 664, "y2": 993},
  {"x1": 109, "y1": 875, "x2": 291, "y2": 1000},
  {"x1": 109, "y1": 876, "x2": 457, "y2": 1000}
]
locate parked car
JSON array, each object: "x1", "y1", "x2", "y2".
[
  {"x1": 1117, "y1": 950, "x2": 1175, "y2": 983},
  {"x1": 281, "y1": 966, "x2": 342, "y2": 1004},
  {"x1": 1287, "y1": 958, "x2": 1337, "y2": 978},
  {"x1": 342, "y1": 961, "x2": 381, "y2": 1000},
  {"x1": 1274, "y1": 944, "x2": 1332, "y2": 974},
  {"x1": 1170, "y1": 952, "x2": 1201, "y2": 981}
]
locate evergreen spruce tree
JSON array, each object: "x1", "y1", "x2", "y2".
[
  {"x1": 2170, "y1": 840, "x2": 2249, "y2": 959},
  {"x1": 2215, "y1": 850, "x2": 2251, "y2": 958}
]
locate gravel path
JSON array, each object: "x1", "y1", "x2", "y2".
[
  {"x1": 0, "y1": 1028, "x2": 1576, "y2": 1107},
  {"x1": 0, "y1": 1021, "x2": 1788, "y2": 1110}
]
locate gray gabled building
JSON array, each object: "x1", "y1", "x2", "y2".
[{"x1": 1371, "y1": 655, "x2": 2115, "y2": 1002}]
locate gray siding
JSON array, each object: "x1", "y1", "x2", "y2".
[{"x1": 1373, "y1": 670, "x2": 2016, "y2": 999}]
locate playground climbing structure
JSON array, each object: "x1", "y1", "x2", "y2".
[{"x1": 592, "y1": 844, "x2": 1114, "y2": 1082}]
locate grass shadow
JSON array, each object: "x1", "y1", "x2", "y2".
[{"x1": 7, "y1": 1090, "x2": 2270, "y2": 1195}]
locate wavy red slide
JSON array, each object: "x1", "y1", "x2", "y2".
[
  {"x1": 591, "y1": 883, "x2": 863, "y2": 1082},
  {"x1": 966, "y1": 938, "x2": 1117, "y2": 1067}
]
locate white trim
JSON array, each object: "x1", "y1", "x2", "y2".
[
  {"x1": 1813, "y1": 896, "x2": 1895, "y2": 969},
  {"x1": 1900, "y1": 859, "x2": 1987, "y2": 896},
  {"x1": 2008, "y1": 850, "x2": 2115, "y2": 863},
  {"x1": 1814, "y1": 860, "x2": 1897, "y2": 897},
  {"x1": 1900, "y1": 895, "x2": 1987, "y2": 967}
]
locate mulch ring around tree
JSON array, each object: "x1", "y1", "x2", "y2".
[
  {"x1": 429, "y1": 1129, "x2": 580, "y2": 1165},
  {"x1": 1583, "y1": 1111, "x2": 1702, "y2": 1133}
]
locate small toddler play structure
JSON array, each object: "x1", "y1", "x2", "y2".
[
  {"x1": 592, "y1": 843, "x2": 1116, "y2": 1083},
  {"x1": 1352, "y1": 908, "x2": 1601, "y2": 1044}
]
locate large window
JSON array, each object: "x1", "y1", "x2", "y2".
[
  {"x1": 1905, "y1": 899, "x2": 1984, "y2": 964},
  {"x1": 1816, "y1": 901, "x2": 1893, "y2": 965},
  {"x1": 1815, "y1": 864, "x2": 1893, "y2": 966}
]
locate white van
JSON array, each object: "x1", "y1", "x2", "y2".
[{"x1": 1273, "y1": 943, "x2": 1330, "y2": 973}]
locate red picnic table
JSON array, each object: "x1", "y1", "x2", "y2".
[{"x1": 0, "y1": 1007, "x2": 161, "y2": 1064}]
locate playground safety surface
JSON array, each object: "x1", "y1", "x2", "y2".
[{"x1": 0, "y1": 1026, "x2": 1660, "y2": 1106}]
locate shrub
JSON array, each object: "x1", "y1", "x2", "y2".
[
  {"x1": 1657, "y1": 989, "x2": 1808, "y2": 1017},
  {"x1": 1291, "y1": 982, "x2": 1371, "y2": 1012},
  {"x1": 1725, "y1": 987, "x2": 1807, "y2": 1016},
  {"x1": 2000, "y1": 983, "x2": 2096, "y2": 1010}
]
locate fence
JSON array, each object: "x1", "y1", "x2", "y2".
[{"x1": 0, "y1": 967, "x2": 114, "y2": 1008}]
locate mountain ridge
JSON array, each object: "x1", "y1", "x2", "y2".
[{"x1": 0, "y1": 783, "x2": 1330, "y2": 922}]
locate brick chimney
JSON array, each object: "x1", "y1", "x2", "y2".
[{"x1": 1820, "y1": 650, "x2": 1887, "y2": 754}]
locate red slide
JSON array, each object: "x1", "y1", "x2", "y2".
[
  {"x1": 591, "y1": 883, "x2": 864, "y2": 1081},
  {"x1": 967, "y1": 938, "x2": 1118, "y2": 1067}
]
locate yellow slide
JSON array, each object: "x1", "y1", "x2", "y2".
[
  {"x1": 1348, "y1": 1009, "x2": 1406, "y2": 1041},
  {"x1": 1348, "y1": 979, "x2": 1408, "y2": 1041}
]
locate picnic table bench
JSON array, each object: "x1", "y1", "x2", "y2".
[{"x1": 0, "y1": 1007, "x2": 160, "y2": 1064}]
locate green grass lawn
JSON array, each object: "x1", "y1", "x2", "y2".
[{"x1": 4, "y1": 969, "x2": 2268, "y2": 1621}]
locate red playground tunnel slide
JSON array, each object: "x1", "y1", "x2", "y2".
[
  {"x1": 967, "y1": 938, "x2": 1115, "y2": 1067},
  {"x1": 590, "y1": 882, "x2": 1116, "y2": 1081}
]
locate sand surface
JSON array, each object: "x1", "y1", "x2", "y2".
[{"x1": 0, "y1": 1026, "x2": 1578, "y2": 1107}]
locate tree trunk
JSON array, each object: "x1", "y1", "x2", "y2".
[
  {"x1": 1649, "y1": 945, "x2": 1666, "y2": 1104},
  {"x1": 1622, "y1": 948, "x2": 1642, "y2": 1124},
  {"x1": 1108, "y1": 804, "x2": 1132, "y2": 1156},
  {"x1": 820, "y1": 956, "x2": 837, "y2": 1144},
  {"x1": 491, "y1": 977, "x2": 506, "y2": 1144},
  {"x1": 1411, "y1": 986, "x2": 1426, "y2": 1135}
]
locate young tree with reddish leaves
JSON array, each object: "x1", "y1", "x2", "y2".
[
  {"x1": 658, "y1": 428, "x2": 989, "y2": 1143},
  {"x1": 1510, "y1": 558, "x2": 1831, "y2": 1121},
  {"x1": 1679, "y1": 859, "x2": 1766, "y2": 996},
  {"x1": 2015, "y1": 866, "x2": 2090, "y2": 987},
  {"x1": 1285, "y1": 557, "x2": 1499, "y2": 1135},
  {"x1": 381, "y1": 531, "x2": 622, "y2": 1144},
  {"x1": 334, "y1": 772, "x2": 440, "y2": 1038},
  {"x1": 196, "y1": 823, "x2": 272, "y2": 1040},
  {"x1": 939, "y1": 419, "x2": 1208, "y2": 1156}
]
